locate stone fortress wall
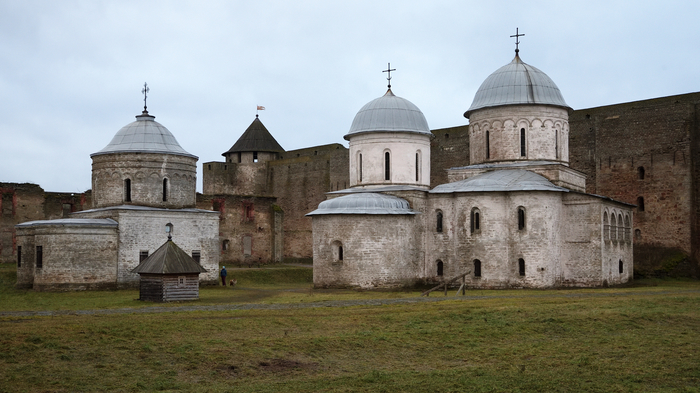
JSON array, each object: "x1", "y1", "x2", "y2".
[{"x1": 2, "y1": 92, "x2": 699, "y2": 275}]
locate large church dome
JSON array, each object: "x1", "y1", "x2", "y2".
[
  {"x1": 91, "y1": 111, "x2": 197, "y2": 159},
  {"x1": 344, "y1": 89, "x2": 431, "y2": 139},
  {"x1": 464, "y1": 55, "x2": 570, "y2": 118}
]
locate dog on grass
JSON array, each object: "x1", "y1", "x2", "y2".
[{"x1": 229, "y1": 278, "x2": 237, "y2": 288}]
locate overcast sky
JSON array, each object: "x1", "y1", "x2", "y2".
[{"x1": 1, "y1": 0, "x2": 698, "y2": 193}]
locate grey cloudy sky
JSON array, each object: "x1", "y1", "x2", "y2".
[{"x1": 1, "y1": 0, "x2": 698, "y2": 193}]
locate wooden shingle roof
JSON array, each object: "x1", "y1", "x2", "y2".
[
  {"x1": 131, "y1": 238, "x2": 207, "y2": 275},
  {"x1": 222, "y1": 116, "x2": 284, "y2": 155}
]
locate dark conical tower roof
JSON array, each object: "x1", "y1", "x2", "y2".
[
  {"x1": 131, "y1": 238, "x2": 207, "y2": 275},
  {"x1": 223, "y1": 116, "x2": 285, "y2": 156}
]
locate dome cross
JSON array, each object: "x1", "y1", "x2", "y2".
[
  {"x1": 382, "y1": 63, "x2": 396, "y2": 89},
  {"x1": 141, "y1": 82, "x2": 150, "y2": 112},
  {"x1": 510, "y1": 28, "x2": 525, "y2": 54}
]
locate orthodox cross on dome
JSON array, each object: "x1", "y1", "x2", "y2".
[
  {"x1": 510, "y1": 28, "x2": 524, "y2": 54},
  {"x1": 141, "y1": 82, "x2": 150, "y2": 112},
  {"x1": 382, "y1": 63, "x2": 396, "y2": 89}
]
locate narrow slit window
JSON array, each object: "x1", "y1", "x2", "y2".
[
  {"x1": 359, "y1": 153, "x2": 363, "y2": 182},
  {"x1": 520, "y1": 128, "x2": 526, "y2": 157},
  {"x1": 162, "y1": 178, "x2": 168, "y2": 202},
  {"x1": 17, "y1": 246, "x2": 21, "y2": 268},
  {"x1": 192, "y1": 250, "x2": 201, "y2": 264},
  {"x1": 470, "y1": 208, "x2": 481, "y2": 234},
  {"x1": 518, "y1": 207, "x2": 526, "y2": 230},
  {"x1": 253, "y1": 151, "x2": 258, "y2": 162},
  {"x1": 416, "y1": 152, "x2": 419, "y2": 182},
  {"x1": 36, "y1": 246, "x2": 43, "y2": 269},
  {"x1": 518, "y1": 258, "x2": 525, "y2": 276},
  {"x1": 474, "y1": 259, "x2": 482, "y2": 277},
  {"x1": 555, "y1": 130, "x2": 559, "y2": 159},
  {"x1": 436, "y1": 211, "x2": 443, "y2": 233},
  {"x1": 437, "y1": 260, "x2": 443, "y2": 276},
  {"x1": 124, "y1": 179, "x2": 132, "y2": 202},
  {"x1": 384, "y1": 152, "x2": 391, "y2": 181},
  {"x1": 619, "y1": 259, "x2": 624, "y2": 274},
  {"x1": 338, "y1": 246, "x2": 343, "y2": 261},
  {"x1": 485, "y1": 131, "x2": 490, "y2": 159},
  {"x1": 637, "y1": 197, "x2": 645, "y2": 212},
  {"x1": 638, "y1": 166, "x2": 645, "y2": 180}
]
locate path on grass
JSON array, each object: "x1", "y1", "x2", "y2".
[{"x1": 2, "y1": 288, "x2": 699, "y2": 318}]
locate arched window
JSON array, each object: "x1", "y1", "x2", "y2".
[
  {"x1": 473, "y1": 259, "x2": 482, "y2": 277},
  {"x1": 611, "y1": 214, "x2": 617, "y2": 242},
  {"x1": 517, "y1": 207, "x2": 526, "y2": 231},
  {"x1": 415, "y1": 152, "x2": 420, "y2": 182},
  {"x1": 332, "y1": 240, "x2": 343, "y2": 262},
  {"x1": 637, "y1": 197, "x2": 645, "y2": 212},
  {"x1": 518, "y1": 258, "x2": 525, "y2": 276},
  {"x1": 624, "y1": 215, "x2": 631, "y2": 243},
  {"x1": 436, "y1": 260, "x2": 443, "y2": 276},
  {"x1": 436, "y1": 211, "x2": 443, "y2": 233},
  {"x1": 638, "y1": 166, "x2": 645, "y2": 180},
  {"x1": 619, "y1": 259, "x2": 624, "y2": 274},
  {"x1": 124, "y1": 178, "x2": 132, "y2": 202},
  {"x1": 634, "y1": 229, "x2": 641, "y2": 240},
  {"x1": 384, "y1": 151, "x2": 391, "y2": 181},
  {"x1": 618, "y1": 214, "x2": 624, "y2": 243},
  {"x1": 470, "y1": 208, "x2": 481, "y2": 234},
  {"x1": 520, "y1": 128, "x2": 526, "y2": 157},
  {"x1": 603, "y1": 212, "x2": 610, "y2": 240},
  {"x1": 485, "y1": 131, "x2": 490, "y2": 159},
  {"x1": 162, "y1": 178, "x2": 168, "y2": 202},
  {"x1": 222, "y1": 239, "x2": 230, "y2": 251}
]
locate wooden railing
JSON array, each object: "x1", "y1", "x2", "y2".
[{"x1": 421, "y1": 270, "x2": 471, "y2": 297}]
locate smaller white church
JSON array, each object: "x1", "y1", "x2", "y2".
[
  {"x1": 16, "y1": 106, "x2": 219, "y2": 290},
  {"x1": 308, "y1": 50, "x2": 634, "y2": 289}
]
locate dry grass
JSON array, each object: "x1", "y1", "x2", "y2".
[{"x1": 1, "y1": 263, "x2": 699, "y2": 392}]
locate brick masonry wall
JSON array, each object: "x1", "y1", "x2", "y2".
[
  {"x1": 1, "y1": 183, "x2": 92, "y2": 264},
  {"x1": 15, "y1": 224, "x2": 118, "y2": 291},
  {"x1": 569, "y1": 92, "x2": 700, "y2": 267},
  {"x1": 92, "y1": 153, "x2": 197, "y2": 209},
  {"x1": 430, "y1": 126, "x2": 470, "y2": 187},
  {"x1": 196, "y1": 194, "x2": 280, "y2": 265},
  {"x1": 312, "y1": 214, "x2": 421, "y2": 288},
  {"x1": 73, "y1": 208, "x2": 220, "y2": 286}
]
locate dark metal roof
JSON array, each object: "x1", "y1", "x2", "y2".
[
  {"x1": 223, "y1": 116, "x2": 285, "y2": 156},
  {"x1": 131, "y1": 238, "x2": 207, "y2": 275}
]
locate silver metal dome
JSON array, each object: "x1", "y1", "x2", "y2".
[
  {"x1": 464, "y1": 55, "x2": 570, "y2": 118},
  {"x1": 91, "y1": 111, "x2": 197, "y2": 158},
  {"x1": 306, "y1": 192, "x2": 417, "y2": 215},
  {"x1": 430, "y1": 170, "x2": 569, "y2": 193},
  {"x1": 344, "y1": 89, "x2": 431, "y2": 140}
]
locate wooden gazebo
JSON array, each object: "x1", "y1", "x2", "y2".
[{"x1": 131, "y1": 237, "x2": 207, "y2": 302}]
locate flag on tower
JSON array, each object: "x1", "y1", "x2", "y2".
[{"x1": 257, "y1": 106, "x2": 265, "y2": 110}]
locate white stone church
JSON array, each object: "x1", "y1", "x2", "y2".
[
  {"x1": 15, "y1": 108, "x2": 219, "y2": 290},
  {"x1": 308, "y1": 50, "x2": 634, "y2": 289}
]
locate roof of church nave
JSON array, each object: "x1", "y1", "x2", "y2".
[
  {"x1": 91, "y1": 110, "x2": 197, "y2": 159},
  {"x1": 344, "y1": 88, "x2": 432, "y2": 140},
  {"x1": 464, "y1": 54, "x2": 571, "y2": 118},
  {"x1": 306, "y1": 192, "x2": 417, "y2": 216},
  {"x1": 223, "y1": 115, "x2": 285, "y2": 155},
  {"x1": 430, "y1": 169, "x2": 569, "y2": 193}
]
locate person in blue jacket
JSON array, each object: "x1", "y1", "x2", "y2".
[{"x1": 220, "y1": 266, "x2": 227, "y2": 286}]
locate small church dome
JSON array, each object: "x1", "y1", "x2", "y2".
[
  {"x1": 91, "y1": 111, "x2": 197, "y2": 159},
  {"x1": 344, "y1": 89, "x2": 431, "y2": 140},
  {"x1": 464, "y1": 55, "x2": 570, "y2": 118},
  {"x1": 306, "y1": 192, "x2": 417, "y2": 215}
]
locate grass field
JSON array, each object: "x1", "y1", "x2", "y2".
[{"x1": 1, "y1": 263, "x2": 699, "y2": 392}]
